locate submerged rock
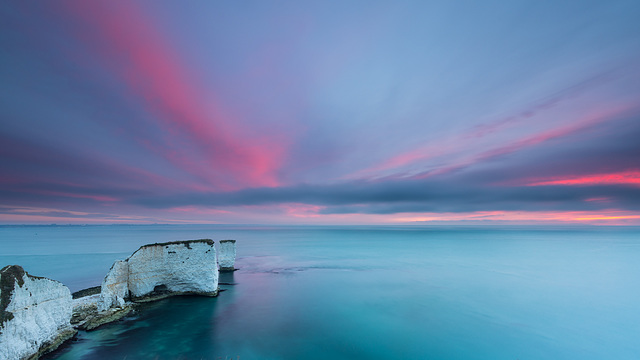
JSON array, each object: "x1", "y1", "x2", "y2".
[
  {"x1": 218, "y1": 239, "x2": 237, "y2": 271},
  {"x1": 0, "y1": 265, "x2": 76, "y2": 360}
]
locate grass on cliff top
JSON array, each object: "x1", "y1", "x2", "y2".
[
  {"x1": 1, "y1": 265, "x2": 60, "y2": 329},
  {"x1": 1, "y1": 265, "x2": 33, "y2": 328},
  {"x1": 1, "y1": 265, "x2": 25, "y2": 327}
]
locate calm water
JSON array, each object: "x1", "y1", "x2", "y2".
[{"x1": 1, "y1": 225, "x2": 639, "y2": 359}]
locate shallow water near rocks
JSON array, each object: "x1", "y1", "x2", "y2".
[{"x1": 2, "y1": 224, "x2": 640, "y2": 359}]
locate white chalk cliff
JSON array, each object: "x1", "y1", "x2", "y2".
[
  {"x1": 1, "y1": 239, "x2": 227, "y2": 359},
  {"x1": 98, "y1": 260, "x2": 128, "y2": 311},
  {"x1": 0, "y1": 265, "x2": 75, "y2": 360},
  {"x1": 128, "y1": 239, "x2": 219, "y2": 299},
  {"x1": 99, "y1": 239, "x2": 219, "y2": 308},
  {"x1": 218, "y1": 240, "x2": 236, "y2": 271}
]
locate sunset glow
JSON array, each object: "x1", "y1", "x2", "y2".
[
  {"x1": 526, "y1": 171, "x2": 640, "y2": 187},
  {"x1": 393, "y1": 210, "x2": 640, "y2": 225},
  {"x1": 1, "y1": 1, "x2": 639, "y2": 225}
]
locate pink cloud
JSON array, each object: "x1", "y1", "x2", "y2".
[
  {"x1": 61, "y1": 1, "x2": 287, "y2": 190},
  {"x1": 391, "y1": 210, "x2": 640, "y2": 225},
  {"x1": 524, "y1": 171, "x2": 640, "y2": 187},
  {"x1": 2, "y1": 204, "x2": 639, "y2": 225},
  {"x1": 350, "y1": 100, "x2": 638, "y2": 181}
]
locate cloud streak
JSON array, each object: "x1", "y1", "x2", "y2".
[
  {"x1": 2, "y1": 0, "x2": 640, "y2": 224},
  {"x1": 61, "y1": 1, "x2": 288, "y2": 189}
]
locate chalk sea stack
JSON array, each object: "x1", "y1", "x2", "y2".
[
  {"x1": 0, "y1": 265, "x2": 76, "y2": 360},
  {"x1": 1, "y1": 239, "x2": 237, "y2": 360},
  {"x1": 101, "y1": 239, "x2": 219, "y2": 306},
  {"x1": 82, "y1": 239, "x2": 220, "y2": 330},
  {"x1": 218, "y1": 239, "x2": 237, "y2": 271}
]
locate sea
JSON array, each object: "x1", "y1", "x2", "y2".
[{"x1": 1, "y1": 224, "x2": 639, "y2": 360}]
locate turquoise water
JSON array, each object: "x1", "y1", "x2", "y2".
[{"x1": 1, "y1": 225, "x2": 639, "y2": 359}]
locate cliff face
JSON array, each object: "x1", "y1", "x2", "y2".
[
  {"x1": 128, "y1": 240, "x2": 219, "y2": 300},
  {"x1": 99, "y1": 239, "x2": 219, "y2": 305},
  {"x1": 98, "y1": 260, "x2": 129, "y2": 311},
  {"x1": 218, "y1": 240, "x2": 236, "y2": 271},
  {"x1": 0, "y1": 265, "x2": 75, "y2": 360},
  {"x1": 1, "y1": 239, "x2": 228, "y2": 358}
]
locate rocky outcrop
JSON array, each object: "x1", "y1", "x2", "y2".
[
  {"x1": 127, "y1": 239, "x2": 219, "y2": 301},
  {"x1": 0, "y1": 265, "x2": 76, "y2": 360},
  {"x1": 70, "y1": 292, "x2": 132, "y2": 331},
  {"x1": 79, "y1": 305, "x2": 132, "y2": 331},
  {"x1": 69, "y1": 239, "x2": 221, "y2": 332},
  {"x1": 96, "y1": 239, "x2": 219, "y2": 307},
  {"x1": 70, "y1": 295, "x2": 99, "y2": 325},
  {"x1": 77, "y1": 239, "x2": 219, "y2": 330},
  {"x1": 218, "y1": 239, "x2": 237, "y2": 271},
  {"x1": 1, "y1": 238, "x2": 230, "y2": 358}
]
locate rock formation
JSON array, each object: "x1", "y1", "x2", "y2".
[
  {"x1": 2, "y1": 238, "x2": 230, "y2": 359},
  {"x1": 83, "y1": 239, "x2": 220, "y2": 330},
  {"x1": 218, "y1": 239, "x2": 237, "y2": 271},
  {"x1": 95, "y1": 239, "x2": 219, "y2": 308},
  {"x1": 0, "y1": 265, "x2": 75, "y2": 360},
  {"x1": 127, "y1": 239, "x2": 219, "y2": 301}
]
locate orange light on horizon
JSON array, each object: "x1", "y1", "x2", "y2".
[
  {"x1": 2, "y1": 206, "x2": 640, "y2": 226},
  {"x1": 525, "y1": 171, "x2": 640, "y2": 187},
  {"x1": 392, "y1": 210, "x2": 640, "y2": 225},
  {"x1": 573, "y1": 215, "x2": 640, "y2": 221}
]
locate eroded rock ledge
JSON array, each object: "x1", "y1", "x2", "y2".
[{"x1": 1, "y1": 239, "x2": 237, "y2": 360}]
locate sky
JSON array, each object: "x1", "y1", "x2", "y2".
[{"x1": 1, "y1": 0, "x2": 640, "y2": 225}]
